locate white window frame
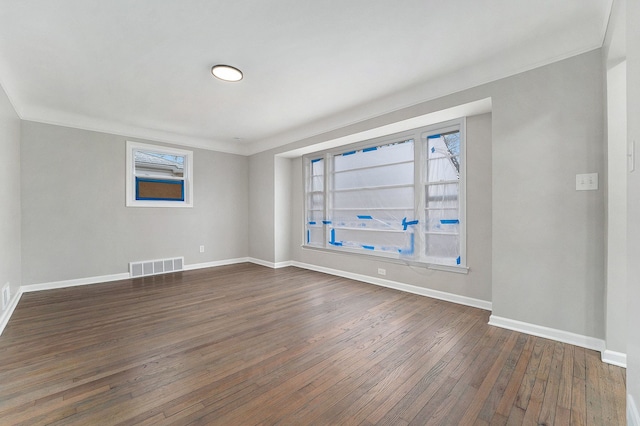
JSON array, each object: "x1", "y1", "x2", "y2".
[
  {"x1": 126, "y1": 141, "x2": 194, "y2": 208},
  {"x1": 303, "y1": 118, "x2": 467, "y2": 272}
]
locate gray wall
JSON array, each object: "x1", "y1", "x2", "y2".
[
  {"x1": 248, "y1": 151, "x2": 275, "y2": 262},
  {"x1": 0, "y1": 84, "x2": 21, "y2": 309},
  {"x1": 274, "y1": 156, "x2": 292, "y2": 264},
  {"x1": 491, "y1": 51, "x2": 605, "y2": 338},
  {"x1": 252, "y1": 49, "x2": 606, "y2": 341},
  {"x1": 20, "y1": 121, "x2": 249, "y2": 285},
  {"x1": 627, "y1": 0, "x2": 640, "y2": 416}
]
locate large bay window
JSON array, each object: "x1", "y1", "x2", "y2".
[{"x1": 304, "y1": 119, "x2": 466, "y2": 270}]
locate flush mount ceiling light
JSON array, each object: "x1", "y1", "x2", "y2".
[{"x1": 211, "y1": 65, "x2": 243, "y2": 82}]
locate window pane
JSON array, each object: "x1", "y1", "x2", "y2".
[
  {"x1": 332, "y1": 186, "x2": 414, "y2": 210},
  {"x1": 333, "y1": 162, "x2": 413, "y2": 190},
  {"x1": 331, "y1": 228, "x2": 407, "y2": 253},
  {"x1": 306, "y1": 157, "x2": 325, "y2": 247},
  {"x1": 307, "y1": 193, "x2": 324, "y2": 210},
  {"x1": 425, "y1": 210, "x2": 460, "y2": 233},
  {"x1": 306, "y1": 227, "x2": 324, "y2": 246},
  {"x1": 331, "y1": 209, "x2": 414, "y2": 226},
  {"x1": 309, "y1": 158, "x2": 324, "y2": 192},
  {"x1": 424, "y1": 233, "x2": 460, "y2": 261},
  {"x1": 425, "y1": 183, "x2": 458, "y2": 209},
  {"x1": 334, "y1": 139, "x2": 413, "y2": 171},
  {"x1": 426, "y1": 131, "x2": 460, "y2": 182},
  {"x1": 134, "y1": 150, "x2": 185, "y2": 178}
]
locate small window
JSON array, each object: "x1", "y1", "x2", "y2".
[{"x1": 126, "y1": 141, "x2": 193, "y2": 207}]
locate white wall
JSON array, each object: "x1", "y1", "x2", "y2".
[
  {"x1": 626, "y1": 0, "x2": 640, "y2": 420},
  {"x1": 0, "y1": 83, "x2": 21, "y2": 314},
  {"x1": 20, "y1": 121, "x2": 249, "y2": 285}
]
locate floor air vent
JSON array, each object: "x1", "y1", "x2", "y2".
[{"x1": 129, "y1": 257, "x2": 184, "y2": 278}]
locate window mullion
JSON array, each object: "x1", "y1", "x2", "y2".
[
  {"x1": 324, "y1": 153, "x2": 331, "y2": 248},
  {"x1": 414, "y1": 130, "x2": 424, "y2": 260}
]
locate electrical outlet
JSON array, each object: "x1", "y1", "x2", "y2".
[
  {"x1": 377, "y1": 268, "x2": 386, "y2": 276},
  {"x1": 576, "y1": 173, "x2": 598, "y2": 191},
  {"x1": 199, "y1": 245, "x2": 205, "y2": 253}
]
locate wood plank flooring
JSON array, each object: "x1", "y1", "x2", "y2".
[{"x1": 0, "y1": 263, "x2": 626, "y2": 425}]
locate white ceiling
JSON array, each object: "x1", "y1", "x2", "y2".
[{"x1": 0, "y1": 1, "x2": 612, "y2": 155}]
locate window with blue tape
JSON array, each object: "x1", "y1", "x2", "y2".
[{"x1": 303, "y1": 119, "x2": 465, "y2": 269}]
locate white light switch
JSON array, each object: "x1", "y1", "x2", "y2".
[{"x1": 576, "y1": 173, "x2": 598, "y2": 191}]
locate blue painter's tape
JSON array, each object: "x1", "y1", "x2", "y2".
[
  {"x1": 308, "y1": 221, "x2": 316, "y2": 225},
  {"x1": 322, "y1": 220, "x2": 332, "y2": 224},
  {"x1": 363, "y1": 147, "x2": 378, "y2": 152},
  {"x1": 402, "y1": 217, "x2": 419, "y2": 230},
  {"x1": 330, "y1": 241, "x2": 343, "y2": 246},
  {"x1": 307, "y1": 230, "x2": 310, "y2": 243},
  {"x1": 431, "y1": 147, "x2": 435, "y2": 153},
  {"x1": 362, "y1": 245, "x2": 374, "y2": 250},
  {"x1": 135, "y1": 177, "x2": 185, "y2": 202},
  {"x1": 456, "y1": 256, "x2": 461, "y2": 265},
  {"x1": 342, "y1": 151, "x2": 356, "y2": 156},
  {"x1": 427, "y1": 134, "x2": 441, "y2": 139},
  {"x1": 399, "y1": 233, "x2": 415, "y2": 255},
  {"x1": 357, "y1": 215, "x2": 373, "y2": 220},
  {"x1": 311, "y1": 158, "x2": 322, "y2": 163},
  {"x1": 440, "y1": 219, "x2": 460, "y2": 224},
  {"x1": 330, "y1": 228, "x2": 336, "y2": 245}
]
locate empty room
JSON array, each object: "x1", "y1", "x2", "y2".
[{"x1": 0, "y1": 1, "x2": 638, "y2": 424}]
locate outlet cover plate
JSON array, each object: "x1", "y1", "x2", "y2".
[{"x1": 576, "y1": 173, "x2": 598, "y2": 191}]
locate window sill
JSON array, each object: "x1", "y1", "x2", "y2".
[
  {"x1": 126, "y1": 200, "x2": 193, "y2": 208},
  {"x1": 301, "y1": 245, "x2": 469, "y2": 274}
]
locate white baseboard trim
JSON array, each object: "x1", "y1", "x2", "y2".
[
  {"x1": 184, "y1": 257, "x2": 250, "y2": 271},
  {"x1": 289, "y1": 261, "x2": 492, "y2": 311},
  {"x1": 0, "y1": 289, "x2": 23, "y2": 336},
  {"x1": 21, "y1": 272, "x2": 131, "y2": 293},
  {"x1": 629, "y1": 394, "x2": 640, "y2": 426},
  {"x1": 601, "y1": 349, "x2": 627, "y2": 368},
  {"x1": 248, "y1": 257, "x2": 276, "y2": 268},
  {"x1": 248, "y1": 258, "x2": 293, "y2": 269},
  {"x1": 488, "y1": 315, "x2": 605, "y2": 353},
  {"x1": 22, "y1": 257, "x2": 255, "y2": 293}
]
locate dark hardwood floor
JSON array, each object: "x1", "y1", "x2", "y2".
[{"x1": 0, "y1": 263, "x2": 626, "y2": 425}]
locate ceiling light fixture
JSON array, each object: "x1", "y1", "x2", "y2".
[{"x1": 211, "y1": 65, "x2": 243, "y2": 82}]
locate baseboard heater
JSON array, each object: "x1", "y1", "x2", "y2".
[{"x1": 129, "y1": 257, "x2": 184, "y2": 278}]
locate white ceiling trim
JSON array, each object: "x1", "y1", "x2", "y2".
[{"x1": 19, "y1": 105, "x2": 244, "y2": 155}]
